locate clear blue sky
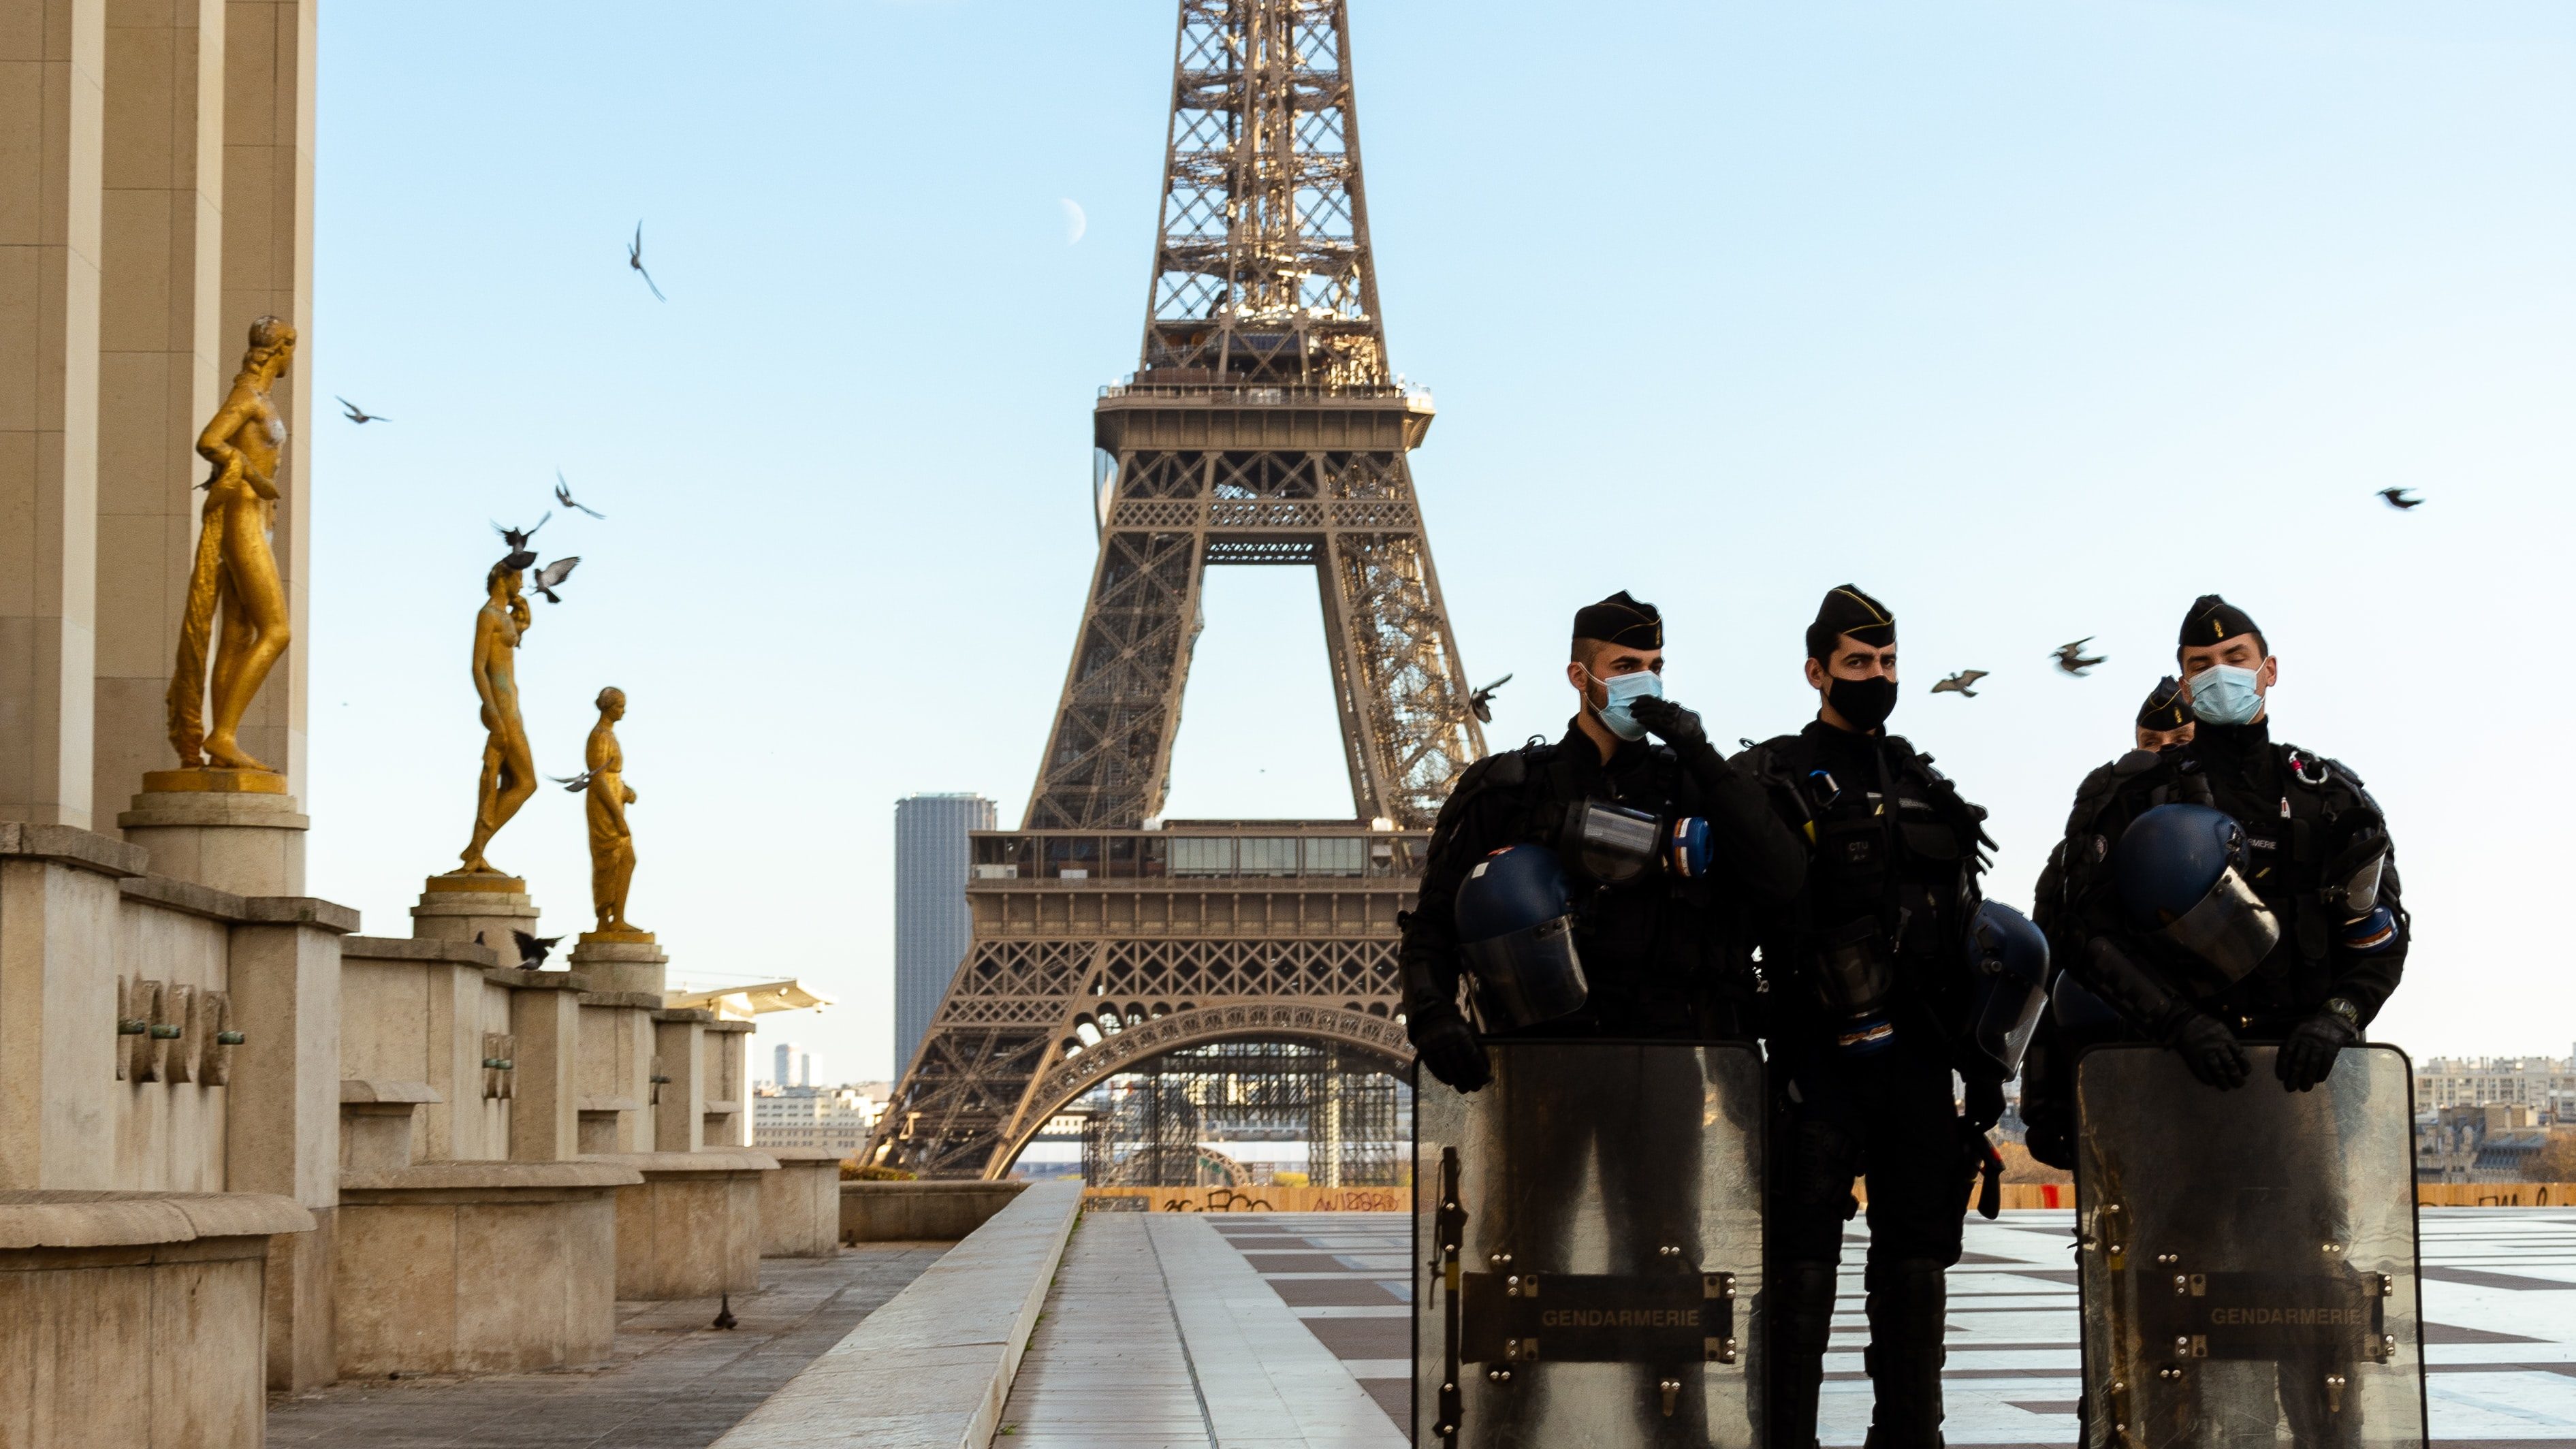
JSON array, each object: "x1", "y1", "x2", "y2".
[{"x1": 306, "y1": 1, "x2": 2576, "y2": 1083}]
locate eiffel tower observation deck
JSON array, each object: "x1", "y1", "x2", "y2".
[{"x1": 864, "y1": 0, "x2": 1486, "y2": 1184}]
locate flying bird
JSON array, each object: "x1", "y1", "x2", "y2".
[
  {"x1": 550, "y1": 769, "x2": 596, "y2": 793},
  {"x1": 2052, "y1": 638, "x2": 2105, "y2": 677},
  {"x1": 2379, "y1": 487, "x2": 2423, "y2": 511},
  {"x1": 510, "y1": 929, "x2": 562, "y2": 971},
  {"x1": 528, "y1": 556, "x2": 581, "y2": 604},
  {"x1": 336, "y1": 396, "x2": 387, "y2": 424},
  {"x1": 494, "y1": 514, "x2": 550, "y2": 558},
  {"x1": 554, "y1": 469, "x2": 605, "y2": 519},
  {"x1": 627, "y1": 221, "x2": 665, "y2": 302},
  {"x1": 1467, "y1": 673, "x2": 1514, "y2": 724},
  {"x1": 1931, "y1": 670, "x2": 1988, "y2": 699}
]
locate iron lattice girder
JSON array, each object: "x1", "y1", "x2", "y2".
[
  {"x1": 1147, "y1": 0, "x2": 1384, "y2": 384},
  {"x1": 874, "y1": 0, "x2": 1478, "y2": 1181},
  {"x1": 864, "y1": 838, "x2": 1425, "y2": 1180}
]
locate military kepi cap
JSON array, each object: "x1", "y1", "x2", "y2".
[
  {"x1": 2137, "y1": 675, "x2": 2191, "y2": 730},
  {"x1": 1573, "y1": 591, "x2": 1661, "y2": 650},
  {"x1": 1807, "y1": 583, "x2": 1895, "y2": 658},
  {"x1": 2179, "y1": 593, "x2": 2261, "y2": 650}
]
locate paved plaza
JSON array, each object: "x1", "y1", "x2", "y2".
[
  {"x1": 1004, "y1": 1207, "x2": 2576, "y2": 1448},
  {"x1": 263, "y1": 1243, "x2": 947, "y2": 1449}
]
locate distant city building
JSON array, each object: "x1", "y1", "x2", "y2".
[
  {"x1": 2418, "y1": 1102, "x2": 2553, "y2": 1183},
  {"x1": 771, "y1": 1042, "x2": 813, "y2": 1089},
  {"x1": 2415, "y1": 1053, "x2": 2576, "y2": 1121},
  {"x1": 894, "y1": 793, "x2": 996, "y2": 1077},
  {"x1": 752, "y1": 1083, "x2": 882, "y2": 1158}
]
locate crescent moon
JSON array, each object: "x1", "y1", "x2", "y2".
[{"x1": 1060, "y1": 198, "x2": 1087, "y2": 245}]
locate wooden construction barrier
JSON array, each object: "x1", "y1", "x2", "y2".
[{"x1": 1073, "y1": 1180, "x2": 2576, "y2": 1213}]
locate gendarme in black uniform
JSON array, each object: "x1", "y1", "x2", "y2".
[
  {"x1": 2056, "y1": 594, "x2": 2407, "y2": 1089},
  {"x1": 1400, "y1": 592, "x2": 1804, "y2": 1058},
  {"x1": 1738, "y1": 584, "x2": 1992, "y2": 1449},
  {"x1": 1399, "y1": 592, "x2": 1805, "y2": 1446}
]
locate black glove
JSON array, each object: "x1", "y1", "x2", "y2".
[
  {"x1": 2164, "y1": 1010, "x2": 2251, "y2": 1090},
  {"x1": 1958, "y1": 1119, "x2": 2004, "y2": 1220},
  {"x1": 1626, "y1": 695, "x2": 1706, "y2": 748},
  {"x1": 2276, "y1": 1005, "x2": 2361, "y2": 1092},
  {"x1": 1410, "y1": 1009, "x2": 1492, "y2": 1093}
]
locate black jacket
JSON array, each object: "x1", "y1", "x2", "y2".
[
  {"x1": 1399, "y1": 719, "x2": 1804, "y2": 1039},
  {"x1": 1735, "y1": 720, "x2": 1992, "y2": 1064},
  {"x1": 2050, "y1": 720, "x2": 2408, "y2": 1035}
]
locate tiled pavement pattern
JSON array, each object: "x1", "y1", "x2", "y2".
[
  {"x1": 265, "y1": 1243, "x2": 949, "y2": 1448},
  {"x1": 996, "y1": 1213, "x2": 1403, "y2": 1448},
  {"x1": 1207, "y1": 1209, "x2": 2576, "y2": 1448}
]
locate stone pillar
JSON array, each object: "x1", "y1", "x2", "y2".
[
  {"x1": 91, "y1": 0, "x2": 225, "y2": 821},
  {"x1": 0, "y1": 0, "x2": 106, "y2": 829},
  {"x1": 116, "y1": 771, "x2": 304, "y2": 893},
  {"x1": 651, "y1": 1010, "x2": 707, "y2": 1154},
  {"x1": 214, "y1": 0, "x2": 308, "y2": 786},
  {"x1": 225, "y1": 894, "x2": 351, "y2": 1392},
  {"x1": 411, "y1": 872, "x2": 543, "y2": 959},
  {"x1": 509, "y1": 974, "x2": 581, "y2": 1162},
  {"x1": 568, "y1": 929, "x2": 665, "y2": 996}
]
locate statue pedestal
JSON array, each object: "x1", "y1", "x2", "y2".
[
  {"x1": 411, "y1": 872, "x2": 541, "y2": 956},
  {"x1": 118, "y1": 769, "x2": 308, "y2": 895},
  {"x1": 567, "y1": 932, "x2": 665, "y2": 996}
]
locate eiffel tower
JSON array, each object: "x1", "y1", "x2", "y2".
[{"x1": 866, "y1": 0, "x2": 1484, "y2": 1181}]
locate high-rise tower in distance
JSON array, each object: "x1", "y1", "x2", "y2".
[{"x1": 893, "y1": 793, "x2": 998, "y2": 1075}]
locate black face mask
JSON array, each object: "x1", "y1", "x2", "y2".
[{"x1": 1828, "y1": 674, "x2": 1898, "y2": 731}]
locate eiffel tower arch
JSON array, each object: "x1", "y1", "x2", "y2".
[{"x1": 867, "y1": 0, "x2": 1485, "y2": 1181}]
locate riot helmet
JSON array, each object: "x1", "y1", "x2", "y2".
[
  {"x1": 2110, "y1": 803, "x2": 2280, "y2": 982},
  {"x1": 1454, "y1": 845, "x2": 1591, "y2": 1030},
  {"x1": 1962, "y1": 900, "x2": 2049, "y2": 1078},
  {"x1": 2048, "y1": 965, "x2": 2125, "y2": 1045}
]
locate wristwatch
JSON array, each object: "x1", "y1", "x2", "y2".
[{"x1": 2321, "y1": 996, "x2": 2362, "y2": 1032}]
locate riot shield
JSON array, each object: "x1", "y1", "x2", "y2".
[
  {"x1": 1413, "y1": 1040, "x2": 1764, "y2": 1449},
  {"x1": 2074, "y1": 1044, "x2": 2426, "y2": 1449}
]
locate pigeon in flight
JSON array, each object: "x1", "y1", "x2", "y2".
[
  {"x1": 1931, "y1": 670, "x2": 1988, "y2": 699},
  {"x1": 550, "y1": 768, "x2": 596, "y2": 793},
  {"x1": 1467, "y1": 673, "x2": 1513, "y2": 724},
  {"x1": 2052, "y1": 638, "x2": 2105, "y2": 677},
  {"x1": 2379, "y1": 487, "x2": 2423, "y2": 511},
  {"x1": 510, "y1": 929, "x2": 562, "y2": 971},
  {"x1": 336, "y1": 396, "x2": 387, "y2": 425},
  {"x1": 628, "y1": 221, "x2": 666, "y2": 302},
  {"x1": 494, "y1": 513, "x2": 550, "y2": 554},
  {"x1": 554, "y1": 469, "x2": 606, "y2": 519},
  {"x1": 528, "y1": 556, "x2": 581, "y2": 604}
]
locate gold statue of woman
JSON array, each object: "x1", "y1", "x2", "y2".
[
  {"x1": 168, "y1": 316, "x2": 296, "y2": 771},
  {"x1": 584, "y1": 687, "x2": 645, "y2": 936},
  {"x1": 456, "y1": 557, "x2": 538, "y2": 874}
]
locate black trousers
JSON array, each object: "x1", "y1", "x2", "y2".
[{"x1": 1771, "y1": 1033, "x2": 1966, "y2": 1267}]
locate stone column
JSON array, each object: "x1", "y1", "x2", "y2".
[
  {"x1": 91, "y1": 0, "x2": 225, "y2": 821},
  {"x1": 0, "y1": 0, "x2": 106, "y2": 829},
  {"x1": 214, "y1": 0, "x2": 308, "y2": 785},
  {"x1": 509, "y1": 974, "x2": 581, "y2": 1162},
  {"x1": 651, "y1": 1009, "x2": 707, "y2": 1153},
  {"x1": 225, "y1": 893, "x2": 351, "y2": 1392}
]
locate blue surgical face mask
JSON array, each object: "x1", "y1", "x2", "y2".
[
  {"x1": 2187, "y1": 663, "x2": 2265, "y2": 726},
  {"x1": 1589, "y1": 668, "x2": 1663, "y2": 741}
]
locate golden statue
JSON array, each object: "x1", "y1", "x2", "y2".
[
  {"x1": 168, "y1": 316, "x2": 296, "y2": 773},
  {"x1": 456, "y1": 556, "x2": 537, "y2": 875},
  {"x1": 582, "y1": 688, "x2": 645, "y2": 936}
]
